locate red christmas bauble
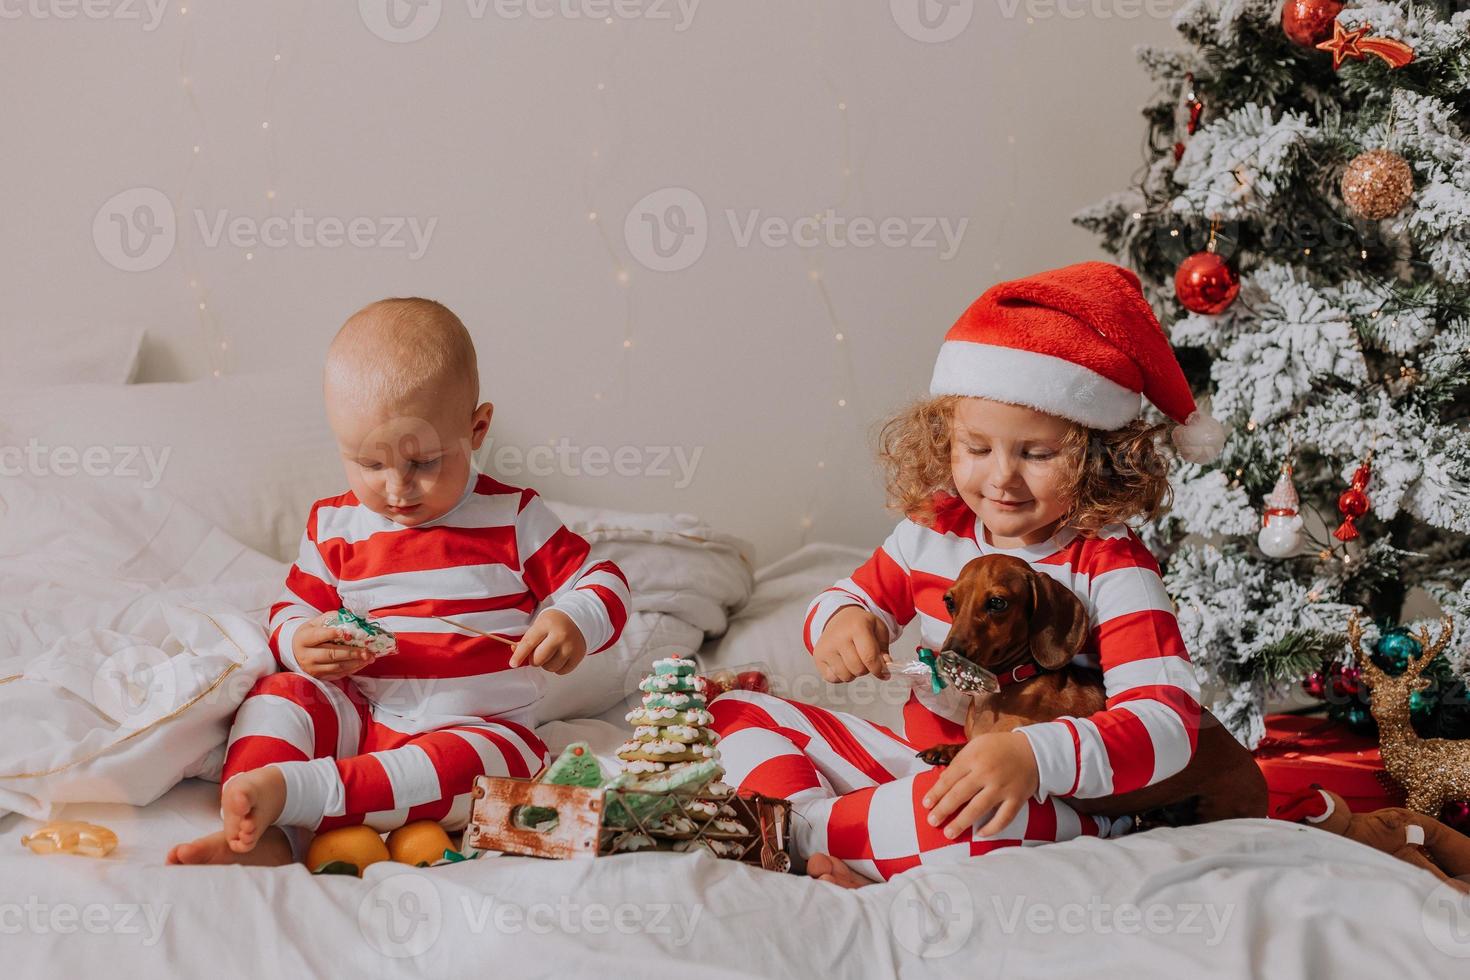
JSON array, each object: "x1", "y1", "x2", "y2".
[
  {"x1": 1301, "y1": 670, "x2": 1326, "y2": 698},
  {"x1": 1281, "y1": 0, "x2": 1344, "y2": 46},
  {"x1": 1175, "y1": 250, "x2": 1241, "y2": 314},
  {"x1": 1337, "y1": 486, "x2": 1369, "y2": 520},
  {"x1": 734, "y1": 670, "x2": 769, "y2": 694}
]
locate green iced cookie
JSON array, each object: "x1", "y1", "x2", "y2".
[
  {"x1": 652, "y1": 657, "x2": 696, "y2": 676},
  {"x1": 642, "y1": 692, "x2": 707, "y2": 711}
]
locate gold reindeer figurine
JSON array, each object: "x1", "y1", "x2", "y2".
[{"x1": 1348, "y1": 612, "x2": 1470, "y2": 818}]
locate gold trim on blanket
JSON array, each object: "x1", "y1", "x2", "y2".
[{"x1": 0, "y1": 608, "x2": 248, "y2": 781}]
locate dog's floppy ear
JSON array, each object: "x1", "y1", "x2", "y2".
[{"x1": 1028, "y1": 572, "x2": 1089, "y2": 670}]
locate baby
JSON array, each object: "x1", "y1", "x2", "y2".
[{"x1": 169, "y1": 298, "x2": 630, "y2": 866}]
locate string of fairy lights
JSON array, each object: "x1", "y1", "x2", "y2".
[
  {"x1": 172, "y1": 3, "x2": 299, "y2": 379},
  {"x1": 573, "y1": 19, "x2": 869, "y2": 543}
]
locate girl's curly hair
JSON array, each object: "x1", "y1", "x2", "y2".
[{"x1": 876, "y1": 395, "x2": 1176, "y2": 536}]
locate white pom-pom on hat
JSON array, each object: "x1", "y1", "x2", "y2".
[{"x1": 1171, "y1": 409, "x2": 1228, "y2": 464}]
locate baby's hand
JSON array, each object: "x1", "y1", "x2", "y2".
[
  {"x1": 291, "y1": 616, "x2": 378, "y2": 681},
  {"x1": 509, "y1": 609, "x2": 587, "y2": 675},
  {"x1": 922, "y1": 731, "x2": 1040, "y2": 840},
  {"x1": 813, "y1": 606, "x2": 891, "y2": 682}
]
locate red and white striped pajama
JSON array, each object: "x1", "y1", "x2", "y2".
[
  {"x1": 222, "y1": 468, "x2": 630, "y2": 835},
  {"x1": 223, "y1": 671, "x2": 548, "y2": 833},
  {"x1": 711, "y1": 493, "x2": 1202, "y2": 880},
  {"x1": 712, "y1": 689, "x2": 1125, "y2": 881}
]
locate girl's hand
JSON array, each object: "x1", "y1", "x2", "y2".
[
  {"x1": 291, "y1": 618, "x2": 377, "y2": 680},
  {"x1": 508, "y1": 609, "x2": 588, "y2": 675},
  {"x1": 922, "y1": 731, "x2": 1040, "y2": 840},
  {"x1": 813, "y1": 606, "x2": 891, "y2": 683}
]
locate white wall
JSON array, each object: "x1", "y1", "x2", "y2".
[{"x1": 3, "y1": 1, "x2": 1178, "y2": 565}]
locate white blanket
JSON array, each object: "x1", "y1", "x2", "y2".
[
  {"x1": 0, "y1": 478, "x2": 754, "y2": 820},
  {"x1": 2, "y1": 780, "x2": 1466, "y2": 976}
]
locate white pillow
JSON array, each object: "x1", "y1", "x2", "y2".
[
  {"x1": 698, "y1": 542, "x2": 914, "y2": 730},
  {"x1": 0, "y1": 371, "x2": 341, "y2": 561},
  {"x1": 0, "y1": 325, "x2": 145, "y2": 386}
]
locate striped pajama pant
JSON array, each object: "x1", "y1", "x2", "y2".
[
  {"x1": 710, "y1": 689, "x2": 1120, "y2": 882},
  {"x1": 222, "y1": 671, "x2": 548, "y2": 840}
]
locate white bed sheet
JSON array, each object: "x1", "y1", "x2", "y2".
[
  {"x1": 2, "y1": 779, "x2": 1465, "y2": 977},
  {"x1": 4, "y1": 533, "x2": 1468, "y2": 977}
]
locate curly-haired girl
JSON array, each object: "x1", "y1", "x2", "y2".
[{"x1": 710, "y1": 261, "x2": 1227, "y2": 886}]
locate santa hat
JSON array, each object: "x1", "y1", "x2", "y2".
[
  {"x1": 929, "y1": 261, "x2": 1226, "y2": 463},
  {"x1": 1274, "y1": 785, "x2": 1336, "y2": 824}
]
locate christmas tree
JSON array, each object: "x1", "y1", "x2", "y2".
[{"x1": 1076, "y1": 0, "x2": 1470, "y2": 747}]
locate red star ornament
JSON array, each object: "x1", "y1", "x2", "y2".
[{"x1": 1315, "y1": 20, "x2": 1415, "y2": 70}]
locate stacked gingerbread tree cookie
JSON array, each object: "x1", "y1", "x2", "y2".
[
  {"x1": 620, "y1": 655, "x2": 721, "y2": 776},
  {"x1": 606, "y1": 654, "x2": 752, "y2": 856}
]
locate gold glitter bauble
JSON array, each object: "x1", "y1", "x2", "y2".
[{"x1": 1341, "y1": 149, "x2": 1415, "y2": 220}]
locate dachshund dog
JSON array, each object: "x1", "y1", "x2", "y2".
[{"x1": 916, "y1": 554, "x2": 1267, "y2": 825}]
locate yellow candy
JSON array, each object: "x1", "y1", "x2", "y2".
[
  {"x1": 386, "y1": 820, "x2": 454, "y2": 867},
  {"x1": 304, "y1": 825, "x2": 390, "y2": 876},
  {"x1": 20, "y1": 821, "x2": 118, "y2": 858}
]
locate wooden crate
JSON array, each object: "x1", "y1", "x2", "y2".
[{"x1": 465, "y1": 774, "x2": 793, "y2": 871}]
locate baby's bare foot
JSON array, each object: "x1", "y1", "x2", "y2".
[
  {"x1": 166, "y1": 827, "x2": 292, "y2": 866},
  {"x1": 806, "y1": 852, "x2": 878, "y2": 889},
  {"x1": 222, "y1": 767, "x2": 288, "y2": 853}
]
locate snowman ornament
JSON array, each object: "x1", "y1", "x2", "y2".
[{"x1": 1258, "y1": 464, "x2": 1305, "y2": 558}]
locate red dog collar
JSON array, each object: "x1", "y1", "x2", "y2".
[{"x1": 994, "y1": 662, "x2": 1041, "y2": 689}]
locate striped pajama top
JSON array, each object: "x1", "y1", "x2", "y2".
[
  {"x1": 804, "y1": 493, "x2": 1202, "y2": 801},
  {"x1": 268, "y1": 467, "x2": 630, "y2": 726}
]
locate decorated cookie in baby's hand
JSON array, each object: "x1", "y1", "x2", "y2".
[{"x1": 325, "y1": 605, "x2": 397, "y2": 657}]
